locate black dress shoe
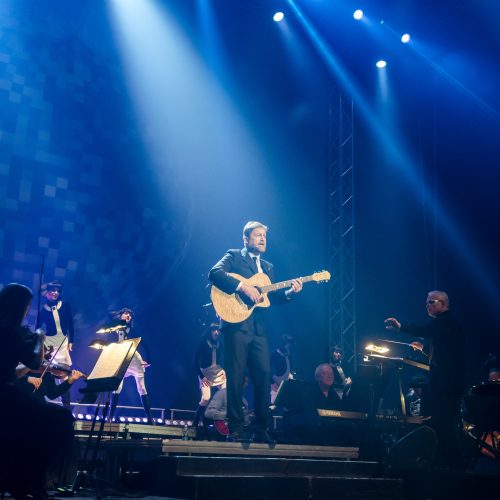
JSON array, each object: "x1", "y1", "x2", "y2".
[
  {"x1": 251, "y1": 431, "x2": 276, "y2": 445},
  {"x1": 226, "y1": 429, "x2": 251, "y2": 442}
]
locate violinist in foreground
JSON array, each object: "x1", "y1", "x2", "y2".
[{"x1": 0, "y1": 283, "x2": 74, "y2": 499}]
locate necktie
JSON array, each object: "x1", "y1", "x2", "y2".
[{"x1": 252, "y1": 256, "x2": 262, "y2": 273}]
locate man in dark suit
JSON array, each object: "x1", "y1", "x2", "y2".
[
  {"x1": 209, "y1": 221, "x2": 302, "y2": 442},
  {"x1": 385, "y1": 290, "x2": 465, "y2": 468}
]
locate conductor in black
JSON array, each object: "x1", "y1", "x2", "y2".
[{"x1": 209, "y1": 221, "x2": 302, "y2": 442}]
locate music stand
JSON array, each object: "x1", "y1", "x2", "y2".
[
  {"x1": 274, "y1": 379, "x2": 308, "y2": 411},
  {"x1": 71, "y1": 338, "x2": 141, "y2": 497}
]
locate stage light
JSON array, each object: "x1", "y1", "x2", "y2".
[
  {"x1": 157, "y1": 418, "x2": 164, "y2": 424},
  {"x1": 376, "y1": 60, "x2": 387, "y2": 68},
  {"x1": 88, "y1": 339, "x2": 109, "y2": 350},
  {"x1": 172, "y1": 420, "x2": 179, "y2": 426},
  {"x1": 187, "y1": 420, "x2": 193, "y2": 426},
  {"x1": 273, "y1": 12, "x2": 284, "y2": 22},
  {"x1": 134, "y1": 417, "x2": 141, "y2": 423},
  {"x1": 119, "y1": 416, "x2": 125, "y2": 422},
  {"x1": 127, "y1": 417, "x2": 133, "y2": 422},
  {"x1": 77, "y1": 413, "x2": 84, "y2": 420},
  {"x1": 353, "y1": 9, "x2": 363, "y2": 21},
  {"x1": 142, "y1": 418, "x2": 148, "y2": 423},
  {"x1": 165, "y1": 419, "x2": 171, "y2": 425},
  {"x1": 365, "y1": 343, "x2": 389, "y2": 354},
  {"x1": 401, "y1": 33, "x2": 411, "y2": 43},
  {"x1": 85, "y1": 414, "x2": 92, "y2": 420}
]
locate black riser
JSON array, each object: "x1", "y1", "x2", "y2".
[{"x1": 153, "y1": 475, "x2": 404, "y2": 500}]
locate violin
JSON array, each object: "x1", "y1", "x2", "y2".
[
  {"x1": 30, "y1": 345, "x2": 88, "y2": 379},
  {"x1": 29, "y1": 361, "x2": 87, "y2": 379},
  {"x1": 30, "y1": 360, "x2": 73, "y2": 378}
]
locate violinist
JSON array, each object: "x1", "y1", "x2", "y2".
[
  {"x1": 38, "y1": 279, "x2": 75, "y2": 408},
  {"x1": 0, "y1": 283, "x2": 74, "y2": 498}
]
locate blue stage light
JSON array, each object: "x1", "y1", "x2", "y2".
[
  {"x1": 273, "y1": 12, "x2": 284, "y2": 22},
  {"x1": 376, "y1": 60, "x2": 387, "y2": 68},
  {"x1": 353, "y1": 10, "x2": 364, "y2": 21},
  {"x1": 401, "y1": 33, "x2": 411, "y2": 43}
]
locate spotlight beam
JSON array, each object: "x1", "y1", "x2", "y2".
[
  {"x1": 381, "y1": 22, "x2": 500, "y2": 123},
  {"x1": 286, "y1": 0, "x2": 500, "y2": 306}
]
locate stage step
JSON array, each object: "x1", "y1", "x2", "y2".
[
  {"x1": 157, "y1": 455, "x2": 380, "y2": 478},
  {"x1": 149, "y1": 454, "x2": 403, "y2": 499},
  {"x1": 162, "y1": 438, "x2": 359, "y2": 459},
  {"x1": 152, "y1": 474, "x2": 404, "y2": 500}
]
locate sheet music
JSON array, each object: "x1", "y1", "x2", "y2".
[{"x1": 87, "y1": 340, "x2": 135, "y2": 380}]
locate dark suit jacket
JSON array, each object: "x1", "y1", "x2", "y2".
[
  {"x1": 401, "y1": 310, "x2": 464, "y2": 396},
  {"x1": 208, "y1": 248, "x2": 289, "y2": 336}
]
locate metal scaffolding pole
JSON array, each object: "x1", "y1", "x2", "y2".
[{"x1": 328, "y1": 87, "x2": 356, "y2": 373}]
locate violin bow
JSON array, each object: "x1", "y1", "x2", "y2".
[{"x1": 35, "y1": 254, "x2": 45, "y2": 331}]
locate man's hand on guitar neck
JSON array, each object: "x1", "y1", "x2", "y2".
[
  {"x1": 286, "y1": 279, "x2": 303, "y2": 296},
  {"x1": 239, "y1": 282, "x2": 262, "y2": 304}
]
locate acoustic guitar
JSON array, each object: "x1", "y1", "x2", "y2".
[{"x1": 211, "y1": 270, "x2": 330, "y2": 323}]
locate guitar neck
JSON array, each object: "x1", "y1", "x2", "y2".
[{"x1": 260, "y1": 275, "x2": 315, "y2": 293}]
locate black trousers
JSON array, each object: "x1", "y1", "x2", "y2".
[{"x1": 224, "y1": 329, "x2": 270, "y2": 432}]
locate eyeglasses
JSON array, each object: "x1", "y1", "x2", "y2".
[{"x1": 426, "y1": 299, "x2": 441, "y2": 306}]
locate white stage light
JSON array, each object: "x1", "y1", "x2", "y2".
[
  {"x1": 273, "y1": 12, "x2": 284, "y2": 22},
  {"x1": 376, "y1": 60, "x2": 387, "y2": 68},
  {"x1": 401, "y1": 33, "x2": 411, "y2": 43},
  {"x1": 353, "y1": 10, "x2": 364, "y2": 21}
]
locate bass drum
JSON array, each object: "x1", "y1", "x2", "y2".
[
  {"x1": 461, "y1": 382, "x2": 500, "y2": 458},
  {"x1": 462, "y1": 383, "x2": 500, "y2": 430}
]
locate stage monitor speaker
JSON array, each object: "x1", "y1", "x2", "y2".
[{"x1": 387, "y1": 425, "x2": 437, "y2": 471}]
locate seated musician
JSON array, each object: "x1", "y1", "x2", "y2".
[
  {"x1": 328, "y1": 345, "x2": 352, "y2": 400},
  {"x1": 282, "y1": 364, "x2": 355, "y2": 446},
  {"x1": 0, "y1": 283, "x2": 74, "y2": 498},
  {"x1": 306, "y1": 363, "x2": 343, "y2": 410},
  {"x1": 203, "y1": 386, "x2": 251, "y2": 439}
]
